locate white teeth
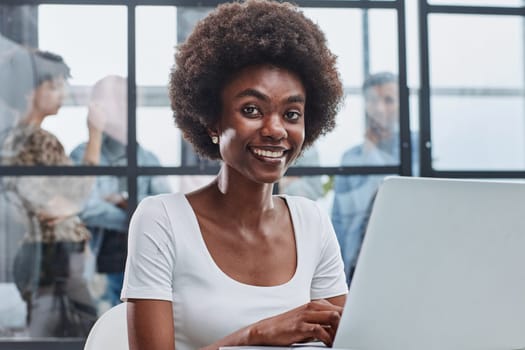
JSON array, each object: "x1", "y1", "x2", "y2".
[{"x1": 253, "y1": 148, "x2": 284, "y2": 158}]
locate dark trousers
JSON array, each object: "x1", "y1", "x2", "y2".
[{"x1": 28, "y1": 249, "x2": 97, "y2": 337}]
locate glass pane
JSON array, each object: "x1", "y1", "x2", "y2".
[
  {"x1": 136, "y1": 6, "x2": 213, "y2": 167},
  {"x1": 302, "y1": 9, "x2": 398, "y2": 86},
  {"x1": 368, "y1": 10, "x2": 398, "y2": 74},
  {"x1": 313, "y1": 75, "x2": 403, "y2": 167},
  {"x1": 429, "y1": 14, "x2": 524, "y2": 88},
  {"x1": 136, "y1": 6, "x2": 176, "y2": 87},
  {"x1": 279, "y1": 174, "x2": 332, "y2": 205},
  {"x1": 314, "y1": 94, "x2": 364, "y2": 166},
  {"x1": 137, "y1": 107, "x2": 181, "y2": 166},
  {"x1": 81, "y1": 175, "x2": 128, "y2": 317},
  {"x1": 82, "y1": 175, "x2": 168, "y2": 317},
  {"x1": 300, "y1": 9, "x2": 401, "y2": 167},
  {"x1": 0, "y1": 175, "x2": 95, "y2": 338},
  {"x1": 431, "y1": 96, "x2": 525, "y2": 170},
  {"x1": 39, "y1": 5, "x2": 127, "y2": 85},
  {"x1": 278, "y1": 174, "x2": 335, "y2": 214},
  {"x1": 0, "y1": 5, "x2": 128, "y2": 167},
  {"x1": 40, "y1": 5, "x2": 128, "y2": 164},
  {"x1": 0, "y1": 182, "x2": 30, "y2": 337},
  {"x1": 429, "y1": 0, "x2": 524, "y2": 6},
  {"x1": 136, "y1": 175, "x2": 173, "y2": 201},
  {"x1": 279, "y1": 173, "x2": 394, "y2": 283},
  {"x1": 302, "y1": 8, "x2": 363, "y2": 87}
]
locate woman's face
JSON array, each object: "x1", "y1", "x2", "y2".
[
  {"x1": 32, "y1": 77, "x2": 66, "y2": 117},
  {"x1": 216, "y1": 64, "x2": 306, "y2": 184}
]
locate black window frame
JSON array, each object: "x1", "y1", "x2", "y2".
[{"x1": 418, "y1": 0, "x2": 525, "y2": 178}]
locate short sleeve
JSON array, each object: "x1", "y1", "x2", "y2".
[
  {"x1": 121, "y1": 196, "x2": 176, "y2": 302},
  {"x1": 310, "y1": 206, "x2": 348, "y2": 300}
]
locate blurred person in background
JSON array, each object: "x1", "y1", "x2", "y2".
[
  {"x1": 70, "y1": 75, "x2": 171, "y2": 312},
  {"x1": 332, "y1": 72, "x2": 418, "y2": 285},
  {"x1": 0, "y1": 49, "x2": 97, "y2": 337}
]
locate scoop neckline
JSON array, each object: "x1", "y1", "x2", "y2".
[{"x1": 180, "y1": 193, "x2": 300, "y2": 289}]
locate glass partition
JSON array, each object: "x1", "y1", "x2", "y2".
[
  {"x1": 428, "y1": 14, "x2": 525, "y2": 171},
  {"x1": 0, "y1": 5, "x2": 128, "y2": 167}
]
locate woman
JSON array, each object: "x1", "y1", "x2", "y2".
[
  {"x1": 121, "y1": 0, "x2": 347, "y2": 348},
  {"x1": 1, "y1": 49, "x2": 97, "y2": 336}
]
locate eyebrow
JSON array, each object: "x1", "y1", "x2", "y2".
[
  {"x1": 236, "y1": 88, "x2": 268, "y2": 101},
  {"x1": 235, "y1": 88, "x2": 305, "y2": 104},
  {"x1": 287, "y1": 95, "x2": 306, "y2": 104}
]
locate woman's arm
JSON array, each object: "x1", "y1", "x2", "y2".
[
  {"x1": 202, "y1": 299, "x2": 344, "y2": 350},
  {"x1": 324, "y1": 294, "x2": 346, "y2": 308},
  {"x1": 127, "y1": 298, "x2": 344, "y2": 350},
  {"x1": 127, "y1": 299, "x2": 175, "y2": 350}
]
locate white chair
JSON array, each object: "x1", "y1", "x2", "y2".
[{"x1": 84, "y1": 302, "x2": 129, "y2": 350}]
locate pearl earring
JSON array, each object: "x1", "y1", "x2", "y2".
[{"x1": 211, "y1": 136, "x2": 219, "y2": 144}]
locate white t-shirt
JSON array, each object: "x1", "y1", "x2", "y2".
[{"x1": 121, "y1": 193, "x2": 347, "y2": 350}]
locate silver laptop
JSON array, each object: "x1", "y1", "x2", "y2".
[
  {"x1": 335, "y1": 176, "x2": 525, "y2": 350},
  {"x1": 224, "y1": 177, "x2": 525, "y2": 350}
]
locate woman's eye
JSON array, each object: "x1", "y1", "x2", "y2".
[
  {"x1": 285, "y1": 110, "x2": 301, "y2": 121},
  {"x1": 242, "y1": 106, "x2": 261, "y2": 117}
]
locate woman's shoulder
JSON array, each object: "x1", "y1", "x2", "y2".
[
  {"x1": 131, "y1": 193, "x2": 194, "y2": 239},
  {"x1": 138, "y1": 192, "x2": 189, "y2": 213},
  {"x1": 2, "y1": 125, "x2": 68, "y2": 165}
]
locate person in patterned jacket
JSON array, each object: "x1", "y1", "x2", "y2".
[{"x1": 1, "y1": 49, "x2": 98, "y2": 337}]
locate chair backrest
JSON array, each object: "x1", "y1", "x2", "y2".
[{"x1": 84, "y1": 302, "x2": 129, "y2": 350}]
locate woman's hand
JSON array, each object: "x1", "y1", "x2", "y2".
[
  {"x1": 249, "y1": 299, "x2": 343, "y2": 347},
  {"x1": 104, "y1": 192, "x2": 129, "y2": 210}
]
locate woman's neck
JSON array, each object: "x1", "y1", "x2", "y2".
[
  {"x1": 219, "y1": 164, "x2": 274, "y2": 199},
  {"x1": 21, "y1": 109, "x2": 46, "y2": 127},
  {"x1": 198, "y1": 165, "x2": 278, "y2": 226},
  {"x1": 187, "y1": 164, "x2": 282, "y2": 233}
]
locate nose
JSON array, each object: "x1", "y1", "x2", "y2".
[
  {"x1": 372, "y1": 100, "x2": 388, "y2": 118},
  {"x1": 260, "y1": 113, "x2": 287, "y2": 141}
]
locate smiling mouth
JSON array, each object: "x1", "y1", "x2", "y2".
[{"x1": 250, "y1": 147, "x2": 289, "y2": 160}]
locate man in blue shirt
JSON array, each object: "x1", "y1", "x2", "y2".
[
  {"x1": 71, "y1": 76, "x2": 171, "y2": 309},
  {"x1": 332, "y1": 72, "x2": 418, "y2": 285}
]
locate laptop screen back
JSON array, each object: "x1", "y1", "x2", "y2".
[{"x1": 334, "y1": 177, "x2": 525, "y2": 350}]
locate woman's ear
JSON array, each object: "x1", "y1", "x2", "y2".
[{"x1": 207, "y1": 127, "x2": 220, "y2": 145}]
